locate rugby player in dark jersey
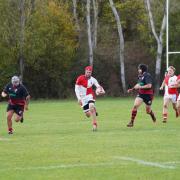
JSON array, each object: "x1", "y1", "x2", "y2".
[
  {"x1": 1, "y1": 76, "x2": 30, "y2": 134},
  {"x1": 127, "y1": 64, "x2": 156, "y2": 127}
]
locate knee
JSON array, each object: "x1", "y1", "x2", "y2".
[
  {"x1": 133, "y1": 105, "x2": 138, "y2": 110},
  {"x1": 146, "y1": 107, "x2": 151, "y2": 114},
  {"x1": 89, "y1": 103, "x2": 95, "y2": 112},
  {"x1": 163, "y1": 104, "x2": 168, "y2": 108},
  {"x1": 85, "y1": 112, "x2": 91, "y2": 118}
]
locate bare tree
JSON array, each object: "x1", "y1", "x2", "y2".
[
  {"x1": 145, "y1": 0, "x2": 166, "y2": 94},
  {"x1": 109, "y1": 0, "x2": 126, "y2": 93},
  {"x1": 19, "y1": 0, "x2": 25, "y2": 81},
  {"x1": 92, "y1": 0, "x2": 98, "y2": 49},
  {"x1": 72, "y1": 0, "x2": 80, "y2": 32},
  {"x1": 86, "y1": 0, "x2": 93, "y2": 66},
  {"x1": 31, "y1": 0, "x2": 35, "y2": 13}
]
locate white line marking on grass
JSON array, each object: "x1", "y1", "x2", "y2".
[
  {"x1": 114, "y1": 156, "x2": 176, "y2": 169},
  {"x1": 0, "y1": 138, "x2": 11, "y2": 141},
  {"x1": 163, "y1": 161, "x2": 180, "y2": 165},
  {"x1": 0, "y1": 162, "x2": 126, "y2": 171}
]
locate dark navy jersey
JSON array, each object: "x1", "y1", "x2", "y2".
[
  {"x1": 138, "y1": 72, "x2": 153, "y2": 94},
  {"x1": 3, "y1": 83, "x2": 29, "y2": 105}
]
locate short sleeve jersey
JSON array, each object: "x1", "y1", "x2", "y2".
[
  {"x1": 3, "y1": 83, "x2": 29, "y2": 105},
  {"x1": 138, "y1": 72, "x2": 153, "y2": 94},
  {"x1": 164, "y1": 75, "x2": 178, "y2": 94},
  {"x1": 75, "y1": 75, "x2": 99, "y2": 98}
]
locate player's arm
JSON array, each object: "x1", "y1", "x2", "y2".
[
  {"x1": 92, "y1": 77, "x2": 105, "y2": 94},
  {"x1": 22, "y1": 85, "x2": 30, "y2": 110},
  {"x1": 136, "y1": 83, "x2": 152, "y2": 89},
  {"x1": 1, "y1": 84, "x2": 9, "y2": 97},
  {"x1": 24, "y1": 95, "x2": 30, "y2": 110},
  {"x1": 1, "y1": 91, "x2": 7, "y2": 97},
  {"x1": 127, "y1": 83, "x2": 139, "y2": 93},
  {"x1": 160, "y1": 80, "x2": 165, "y2": 90}
]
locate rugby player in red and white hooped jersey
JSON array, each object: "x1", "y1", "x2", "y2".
[
  {"x1": 159, "y1": 66, "x2": 178, "y2": 122},
  {"x1": 75, "y1": 66, "x2": 105, "y2": 131}
]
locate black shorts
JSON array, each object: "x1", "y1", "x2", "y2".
[
  {"x1": 83, "y1": 100, "x2": 95, "y2": 112},
  {"x1": 7, "y1": 104, "x2": 24, "y2": 117},
  {"x1": 137, "y1": 94, "x2": 153, "y2": 105}
]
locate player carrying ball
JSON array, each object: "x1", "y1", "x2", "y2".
[{"x1": 75, "y1": 66, "x2": 105, "y2": 131}]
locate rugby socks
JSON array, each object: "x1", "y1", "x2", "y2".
[
  {"x1": 149, "y1": 110, "x2": 156, "y2": 122},
  {"x1": 92, "y1": 120, "x2": 97, "y2": 127},
  {"x1": 127, "y1": 109, "x2": 137, "y2": 127},
  {"x1": 175, "y1": 109, "x2": 179, "y2": 118},
  {"x1": 92, "y1": 120, "x2": 97, "y2": 131},
  {"x1": 131, "y1": 109, "x2": 137, "y2": 122},
  {"x1": 163, "y1": 113, "x2": 167, "y2": 123},
  {"x1": 8, "y1": 128, "x2": 13, "y2": 134}
]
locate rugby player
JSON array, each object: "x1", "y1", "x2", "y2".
[
  {"x1": 1, "y1": 76, "x2": 30, "y2": 134},
  {"x1": 127, "y1": 64, "x2": 156, "y2": 127}
]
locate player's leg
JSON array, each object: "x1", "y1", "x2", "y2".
[
  {"x1": 171, "y1": 94, "x2": 178, "y2": 118},
  {"x1": 7, "y1": 104, "x2": 14, "y2": 134},
  {"x1": 83, "y1": 103, "x2": 91, "y2": 118},
  {"x1": 146, "y1": 105, "x2": 156, "y2": 122},
  {"x1": 144, "y1": 94, "x2": 156, "y2": 122},
  {"x1": 177, "y1": 98, "x2": 180, "y2": 116},
  {"x1": 89, "y1": 102, "x2": 98, "y2": 131},
  {"x1": 14, "y1": 105, "x2": 24, "y2": 122},
  {"x1": 127, "y1": 96, "x2": 143, "y2": 127},
  {"x1": 162, "y1": 97, "x2": 170, "y2": 122}
]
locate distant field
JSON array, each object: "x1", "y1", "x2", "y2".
[{"x1": 0, "y1": 97, "x2": 180, "y2": 180}]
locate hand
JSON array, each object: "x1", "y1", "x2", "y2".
[
  {"x1": 127, "y1": 88, "x2": 133, "y2": 93},
  {"x1": 24, "y1": 105, "x2": 28, "y2": 110},
  {"x1": 159, "y1": 86, "x2": 163, "y2": 90},
  {"x1": 134, "y1": 84, "x2": 141, "y2": 90},
  {"x1": 1, "y1": 92, "x2": 7, "y2": 97},
  {"x1": 78, "y1": 99, "x2": 82, "y2": 106}
]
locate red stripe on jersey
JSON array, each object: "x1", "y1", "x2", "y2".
[
  {"x1": 9, "y1": 99, "x2": 26, "y2": 106},
  {"x1": 139, "y1": 89, "x2": 153, "y2": 94}
]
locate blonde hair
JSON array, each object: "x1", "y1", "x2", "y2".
[{"x1": 168, "y1": 66, "x2": 176, "y2": 72}]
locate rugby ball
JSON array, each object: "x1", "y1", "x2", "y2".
[{"x1": 96, "y1": 86, "x2": 105, "y2": 96}]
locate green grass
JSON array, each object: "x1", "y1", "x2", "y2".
[{"x1": 0, "y1": 97, "x2": 180, "y2": 180}]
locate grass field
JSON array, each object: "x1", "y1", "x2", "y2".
[{"x1": 0, "y1": 97, "x2": 180, "y2": 180}]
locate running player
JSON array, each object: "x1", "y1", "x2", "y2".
[
  {"x1": 75, "y1": 66, "x2": 105, "y2": 131},
  {"x1": 127, "y1": 64, "x2": 156, "y2": 127},
  {"x1": 1, "y1": 76, "x2": 30, "y2": 134},
  {"x1": 159, "y1": 66, "x2": 178, "y2": 122}
]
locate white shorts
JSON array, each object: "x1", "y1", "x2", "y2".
[
  {"x1": 177, "y1": 94, "x2": 180, "y2": 101},
  {"x1": 164, "y1": 93, "x2": 177, "y2": 104},
  {"x1": 81, "y1": 94, "x2": 95, "y2": 112}
]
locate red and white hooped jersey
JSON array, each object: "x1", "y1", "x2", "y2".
[
  {"x1": 75, "y1": 75, "x2": 100, "y2": 100},
  {"x1": 164, "y1": 75, "x2": 178, "y2": 95}
]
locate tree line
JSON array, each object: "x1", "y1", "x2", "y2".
[{"x1": 0, "y1": 0, "x2": 179, "y2": 99}]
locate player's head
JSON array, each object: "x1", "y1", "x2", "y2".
[
  {"x1": 167, "y1": 66, "x2": 175, "y2": 76},
  {"x1": 11, "y1": 76, "x2": 20, "y2": 86},
  {"x1": 85, "y1": 66, "x2": 93, "y2": 78},
  {"x1": 138, "y1": 64, "x2": 148, "y2": 74}
]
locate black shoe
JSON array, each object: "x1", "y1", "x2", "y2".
[
  {"x1": 162, "y1": 119, "x2": 167, "y2": 123},
  {"x1": 20, "y1": 117, "x2": 24, "y2": 123},
  {"x1": 127, "y1": 121, "x2": 134, "y2": 127}
]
